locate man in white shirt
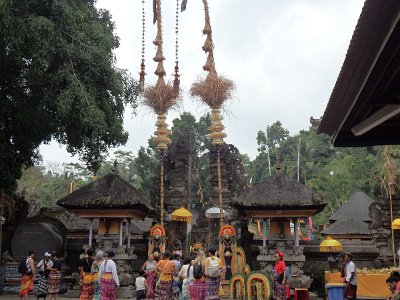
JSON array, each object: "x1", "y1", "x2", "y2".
[
  {"x1": 344, "y1": 252, "x2": 357, "y2": 300},
  {"x1": 98, "y1": 251, "x2": 120, "y2": 300}
]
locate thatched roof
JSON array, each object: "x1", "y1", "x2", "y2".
[
  {"x1": 321, "y1": 218, "x2": 371, "y2": 235},
  {"x1": 233, "y1": 172, "x2": 326, "y2": 213},
  {"x1": 329, "y1": 191, "x2": 374, "y2": 222},
  {"x1": 57, "y1": 173, "x2": 152, "y2": 213}
]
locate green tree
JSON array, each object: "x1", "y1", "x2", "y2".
[
  {"x1": 251, "y1": 121, "x2": 290, "y2": 182},
  {"x1": 0, "y1": 0, "x2": 139, "y2": 196}
]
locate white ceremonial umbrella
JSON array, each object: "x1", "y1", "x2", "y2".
[{"x1": 205, "y1": 206, "x2": 229, "y2": 219}]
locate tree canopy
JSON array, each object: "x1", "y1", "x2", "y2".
[
  {"x1": 0, "y1": 0, "x2": 139, "y2": 195},
  {"x1": 16, "y1": 112, "x2": 398, "y2": 227}
]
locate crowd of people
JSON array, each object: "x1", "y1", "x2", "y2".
[
  {"x1": 18, "y1": 245, "x2": 400, "y2": 300},
  {"x1": 19, "y1": 250, "x2": 63, "y2": 300},
  {"x1": 271, "y1": 250, "x2": 358, "y2": 300},
  {"x1": 18, "y1": 249, "x2": 119, "y2": 300},
  {"x1": 141, "y1": 246, "x2": 223, "y2": 300}
]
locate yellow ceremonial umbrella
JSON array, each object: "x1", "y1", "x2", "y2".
[
  {"x1": 320, "y1": 236, "x2": 343, "y2": 252},
  {"x1": 392, "y1": 219, "x2": 400, "y2": 229},
  {"x1": 320, "y1": 236, "x2": 343, "y2": 273},
  {"x1": 170, "y1": 207, "x2": 192, "y2": 223}
]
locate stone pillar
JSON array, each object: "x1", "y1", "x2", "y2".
[
  {"x1": 294, "y1": 219, "x2": 299, "y2": 247},
  {"x1": 119, "y1": 221, "x2": 123, "y2": 246},
  {"x1": 127, "y1": 220, "x2": 131, "y2": 248},
  {"x1": 89, "y1": 219, "x2": 93, "y2": 247}
]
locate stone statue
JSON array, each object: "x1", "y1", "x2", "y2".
[
  {"x1": 116, "y1": 245, "x2": 127, "y2": 255},
  {"x1": 103, "y1": 240, "x2": 113, "y2": 252}
]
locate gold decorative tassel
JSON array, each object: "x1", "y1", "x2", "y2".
[
  {"x1": 153, "y1": 114, "x2": 172, "y2": 150},
  {"x1": 208, "y1": 108, "x2": 226, "y2": 145}
]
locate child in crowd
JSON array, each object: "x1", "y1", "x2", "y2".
[
  {"x1": 172, "y1": 254, "x2": 181, "y2": 300},
  {"x1": 135, "y1": 269, "x2": 147, "y2": 300}
]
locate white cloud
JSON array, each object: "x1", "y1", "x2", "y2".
[{"x1": 39, "y1": 0, "x2": 364, "y2": 164}]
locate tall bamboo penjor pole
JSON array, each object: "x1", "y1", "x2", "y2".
[
  {"x1": 142, "y1": 0, "x2": 179, "y2": 228},
  {"x1": 190, "y1": 0, "x2": 235, "y2": 250},
  {"x1": 209, "y1": 109, "x2": 227, "y2": 230}
]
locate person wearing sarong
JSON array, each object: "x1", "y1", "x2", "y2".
[
  {"x1": 273, "y1": 250, "x2": 286, "y2": 300},
  {"x1": 204, "y1": 247, "x2": 223, "y2": 300},
  {"x1": 153, "y1": 251, "x2": 175, "y2": 300},
  {"x1": 172, "y1": 253, "x2": 182, "y2": 299},
  {"x1": 91, "y1": 251, "x2": 104, "y2": 300},
  {"x1": 48, "y1": 252, "x2": 62, "y2": 300},
  {"x1": 36, "y1": 252, "x2": 53, "y2": 300},
  {"x1": 189, "y1": 251, "x2": 206, "y2": 300},
  {"x1": 20, "y1": 250, "x2": 36, "y2": 300},
  {"x1": 98, "y1": 251, "x2": 120, "y2": 300},
  {"x1": 79, "y1": 248, "x2": 95, "y2": 300},
  {"x1": 142, "y1": 254, "x2": 156, "y2": 299}
]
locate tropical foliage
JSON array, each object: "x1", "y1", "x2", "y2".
[
  {"x1": 0, "y1": 0, "x2": 139, "y2": 198},
  {"x1": 16, "y1": 112, "x2": 395, "y2": 227}
]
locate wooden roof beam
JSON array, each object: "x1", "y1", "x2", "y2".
[{"x1": 351, "y1": 104, "x2": 400, "y2": 135}]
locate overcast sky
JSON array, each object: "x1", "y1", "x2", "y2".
[{"x1": 40, "y1": 0, "x2": 365, "y2": 165}]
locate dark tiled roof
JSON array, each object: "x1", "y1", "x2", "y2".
[
  {"x1": 321, "y1": 218, "x2": 371, "y2": 235},
  {"x1": 57, "y1": 173, "x2": 152, "y2": 212},
  {"x1": 233, "y1": 173, "x2": 326, "y2": 213},
  {"x1": 330, "y1": 191, "x2": 374, "y2": 222}
]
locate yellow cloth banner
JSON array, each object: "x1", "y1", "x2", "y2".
[
  {"x1": 325, "y1": 272, "x2": 341, "y2": 283},
  {"x1": 325, "y1": 272, "x2": 391, "y2": 298},
  {"x1": 357, "y1": 274, "x2": 391, "y2": 298}
]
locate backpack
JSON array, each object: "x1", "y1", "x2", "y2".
[
  {"x1": 18, "y1": 258, "x2": 31, "y2": 274},
  {"x1": 207, "y1": 257, "x2": 221, "y2": 278},
  {"x1": 193, "y1": 262, "x2": 203, "y2": 279}
]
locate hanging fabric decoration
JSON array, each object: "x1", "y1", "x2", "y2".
[
  {"x1": 308, "y1": 216, "x2": 314, "y2": 240},
  {"x1": 257, "y1": 220, "x2": 262, "y2": 238}
]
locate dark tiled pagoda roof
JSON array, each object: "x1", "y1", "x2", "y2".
[
  {"x1": 57, "y1": 173, "x2": 152, "y2": 213},
  {"x1": 321, "y1": 218, "x2": 371, "y2": 236},
  {"x1": 329, "y1": 191, "x2": 374, "y2": 222},
  {"x1": 233, "y1": 171, "x2": 326, "y2": 213}
]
